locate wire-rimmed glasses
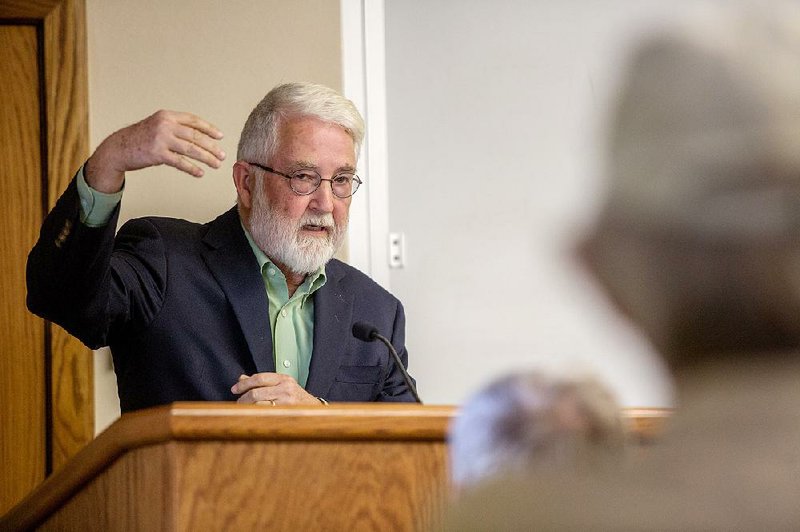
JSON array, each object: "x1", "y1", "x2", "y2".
[{"x1": 247, "y1": 162, "x2": 362, "y2": 198}]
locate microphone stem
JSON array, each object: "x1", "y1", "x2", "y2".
[{"x1": 373, "y1": 332, "x2": 422, "y2": 403}]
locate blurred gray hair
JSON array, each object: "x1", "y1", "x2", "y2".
[
  {"x1": 449, "y1": 372, "x2": 625, "y2": 490},
  {"x1": 237, "y1": 82, "x2": 365, "y2": 165},
  {"x1": 601, "y1": 5, "x2": 800, "y2": 242}
]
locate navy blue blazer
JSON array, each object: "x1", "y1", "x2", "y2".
[{"x1": 27, "y1": 177, "x2": 415, "y2": 412}]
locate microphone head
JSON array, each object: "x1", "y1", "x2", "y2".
[{"x1": 352, "y1": 321, "x2": 378, "y2": 342}]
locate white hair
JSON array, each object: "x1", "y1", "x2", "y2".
[{"x1": 237, "y1": 82, "x2": 365, "y2": 165}]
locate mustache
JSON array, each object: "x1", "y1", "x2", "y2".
[{"x1": 298, "y1": 213, "x2": 335, "y2": 229}]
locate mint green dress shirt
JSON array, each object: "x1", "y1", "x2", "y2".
[{"x1": 241, "y1": 229, "x2": 326, "y2": 387}]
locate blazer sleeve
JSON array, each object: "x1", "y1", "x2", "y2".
[{"x1": 26, "y1": 175, "x2": 167, "y2": 349}]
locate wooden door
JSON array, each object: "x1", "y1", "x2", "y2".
[
  {"x1": 0, "y1": 22, "x2": 47, "y2": 515},
  {"x1": 0, "y1": 0, "x2": 92, "y2": 515}
]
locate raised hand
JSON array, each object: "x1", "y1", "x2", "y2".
[{"x1": 84, "y1": 110, "x2": 226, "y2": 193}]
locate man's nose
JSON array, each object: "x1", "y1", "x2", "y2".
[{"x1": 308, "y1": 180, "x2": 335, "y2": 212}]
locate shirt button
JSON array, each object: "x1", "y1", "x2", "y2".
[
  {"x1": 281, "y1": 309, "x2": 287, "y2": 317},
  {"x1": 283, "y1": 360, "x2": 291, "y2": 368},
  {"x1": 267, "y1": 267, "x2": 276, "y2": 276}
]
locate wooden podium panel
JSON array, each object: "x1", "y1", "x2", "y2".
[
  {"x1": 1, "y1": 403, "x2": 670, "y2": 531},
  {"x1": 2, "y1": 403, "x2": 454, "y2": 531}
]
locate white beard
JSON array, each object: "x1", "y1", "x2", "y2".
[{"x1": 248, "y1": 182, "x2": 347, "y2": 275}]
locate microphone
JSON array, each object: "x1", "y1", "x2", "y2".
[{"x1": 352, "y1": 321, "x2": 422, "y2": 403}]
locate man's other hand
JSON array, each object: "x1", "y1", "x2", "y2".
[{"x1": 231, "y1": 373, "x2": 321, "y2": 406}]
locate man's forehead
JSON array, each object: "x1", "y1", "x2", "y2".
[{"x1": 272, "y1": 120, "x2": 357, "y2": 169}]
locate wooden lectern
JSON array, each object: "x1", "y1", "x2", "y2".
[{"x1": 1, "y1": 403, "x2": 455, "y2": 531}]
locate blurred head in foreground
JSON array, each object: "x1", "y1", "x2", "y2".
[
  {"x1": 582, "y1": 5, "x2": 800, "y2": 368},
  {"x1": 449, "y1": 372, "x2": 625, "y2": 491}
]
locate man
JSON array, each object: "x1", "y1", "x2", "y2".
[
  {"x1": 448, "y1": 6, "x2": 800, "y2": 529},
  {"x1": 27, "y1": 82, "x2": 416, "y2": 412}
]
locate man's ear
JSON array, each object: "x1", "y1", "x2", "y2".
[{"x1": 232, "y1": 161, "x2": 255, "y2": 210}]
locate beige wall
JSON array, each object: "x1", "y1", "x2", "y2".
[{"x1": 86, "y1": 0, "x2": 343, "y2": 432}]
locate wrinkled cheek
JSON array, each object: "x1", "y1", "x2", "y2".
[
  {"x1": 330, "y1": 225, "x2": 348, "y2": 248},
  {"x1": 334, "y1": 207, "x2": 350, "y2": 228}
]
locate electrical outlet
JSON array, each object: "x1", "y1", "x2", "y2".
[{"x1": 388, "y1": 232, "x2": 405, "y2": 268}]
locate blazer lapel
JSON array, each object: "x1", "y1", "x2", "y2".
[
  {"x1": 200, "y1": 208, "x2": 275, "y2": 373},
  {"x1": 305, "y1": 262, "x2": 353, "y2": 397}
]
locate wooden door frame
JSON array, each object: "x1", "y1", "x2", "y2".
[{"x1": 1, "y1": 0, "x2": 93, "y2": 474}]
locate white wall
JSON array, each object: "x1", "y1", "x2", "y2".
[
  {"x1": 86, "y1": 0, "x2": 343, "y2": 433},
  {"x1": 382, "y1": 0, "x2": 717, "y2": 406}
]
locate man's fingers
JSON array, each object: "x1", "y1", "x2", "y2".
[
  {"x1": 231, "y1": 372, "x2": 317, "y2": 406},
  {"x1": 236, "y1": 387, "x2": 277, "y2": 404},
  {"x1": 231, "y1": 372, "x2": 285, "y2": 394},
  {"x1": 173, "y1": 111, "x2": 224, "y2": 140},
  {"x1": 233, "y1": 379, "x2": 316, "y2": 406},
  {"x1": 136, "y1": 110, "x2": 225, "y2": 177},
  {"x1": 173, "y1": 139, "x2": 223, "y2": 172},
  {"x1": 236, "y1": 392, "x2": 257, "y2": 404},
  {"x1": 173, "y1": 124, "x2": 226, "y2": 165},
  {"x1": 166, "y1": 151, "x2": 204, "y2": 178},
  {"x1": 156, "y1": 122, "x2": 225, "y2": 178}
]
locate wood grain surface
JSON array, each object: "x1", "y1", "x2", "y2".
[
  {"x1": 40, "y1": 444, "x2": 177, "y2": 531},
  {"x1": 5, "y1": 404, "x2": 454, "y2": 531},
  {"x1": 0, "y1": 23, "x2": 47, "y2": 516},
  {"x1": 173, "y1": 440, "x2": 448, "y2": 531},
  {"x1": 0, "y1": 0, "x2": 58, "y2": 18}
]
